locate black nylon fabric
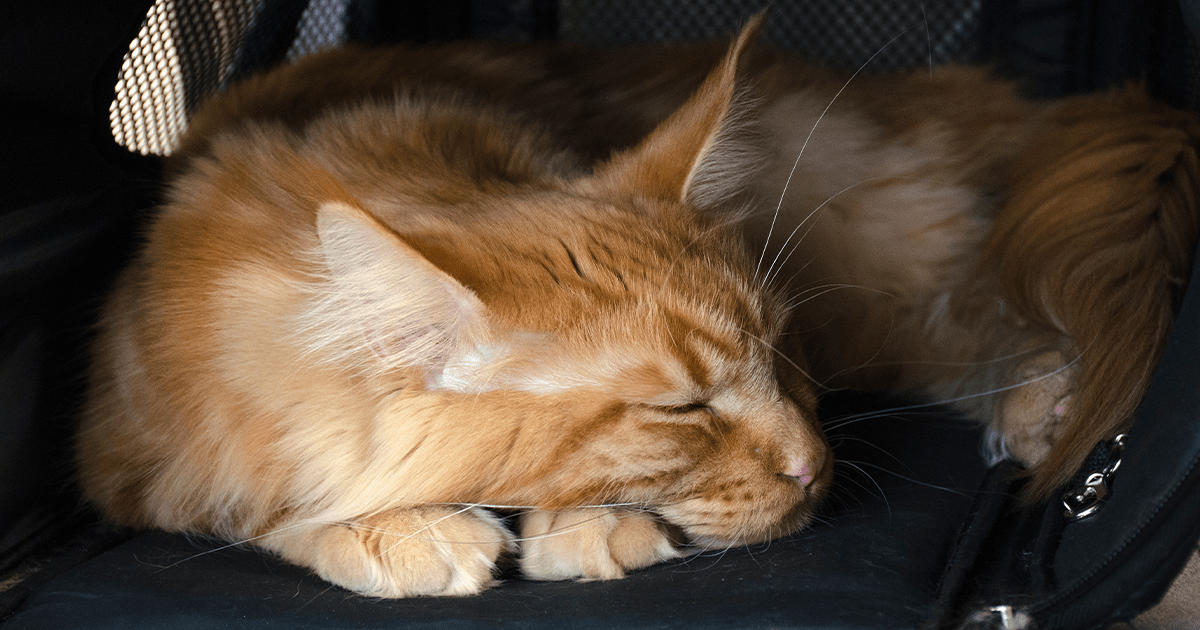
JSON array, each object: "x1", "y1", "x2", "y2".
[
  {"x1": 4, "y1": 0, "x2": 1200, "y2": 627},
  {"x1": 939, "y1": 236, "x2": 1200, "y2": 630},
  {"x1": 2, "y1": 398, "x2": 989, "y2": 630},
  {"x1": 1040, "y1": 238, "x2": 1200, "y2": 627},
  {"x1": 0, "y1": 0, "x2": 158, "y2": 576}
]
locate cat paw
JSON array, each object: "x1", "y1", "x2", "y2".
[
  {"x1": 285, "y1": 506, "x2": 515, "y2": 598},
  {"x1": 518, "y1": 509, "x2": 683, "y2": 581},
  {"x1": 991, "y1": 351, "x2": 1075, "y2": 467}
]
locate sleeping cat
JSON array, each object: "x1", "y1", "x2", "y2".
[
  {"x1": 77, "y1": 15, "x2": 1200, "y2": 597},
  {"x1": 169, "y1": 19, "x2": 1200, "y2": 502},
  {"x1": 77, "y1": 19, "x2": 832, "y2": 597}
]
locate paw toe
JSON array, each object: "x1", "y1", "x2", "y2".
[{"x1": 519, "y1": 509, "x2": 680, "y2": 582}]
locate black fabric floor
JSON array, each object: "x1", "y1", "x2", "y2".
[{"x1": 2, "y1": 393, "x2": 991, "y2": 630}]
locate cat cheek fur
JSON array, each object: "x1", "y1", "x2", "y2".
[
  {"x1": 531, "y1": 401, "x2": 830, "y2": 546},
  {"x1": 658, "y1": 404, "x2": 832, "y2": 546}
]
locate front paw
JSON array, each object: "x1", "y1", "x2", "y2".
[
  {"x1": 992, "y1": 351, "x2": 1075, "y2": 466},
  {"x1": 518, "y1": 508, "x2": 682, "y2": 581},
  {"x1": 269, "y1": 506, "x2": 515, "y2": 598}
]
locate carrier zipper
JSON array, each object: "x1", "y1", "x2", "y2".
[
  {"x1": 1028, "y1": 436, "x2": 1200, "y2": 618},
  {"x1": 1062, "y1": 434, "x2": 1127, "y2": 521}
]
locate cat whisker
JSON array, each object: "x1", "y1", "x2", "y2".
[
  {"x1": 828, "y1": 434, "x2": 913, "y2": 471},
  {"x1": 822, "y1": 352, "x2": 1084, "y2": 432},
  {"x1": 156, "y1": 521, "x2": 320, "y2": 572},
  {"x1": 737, "y1": 326, "x2": 833, "y2": 392},
  {"x1": 841, "y1": 458, "x2": 969, "y2": 497},
  {"x1": 298, "y1": 584, "x2": 337, "y2": 610},
  {"x1": 164, "y1": 501, "x2": 666, "y2": 569},
  {"x1": 739, "y1": 539, "x2": 769, "y2": 570},
  {"x1": 675, "y1": 544, "x2": 731, "y2": 572},
  {"x1": 424, "y1": 501, "x2": 648, "y2": 511},
  {"x1": 333, "y1": 509, "x2": 628, "y2": 547},
  {"x1": 756, "y1": 24, "x2": 921, "y2": 287},
  {"x1": 922, "y1": 3, "x2": 934, "y2": 80},
  {"x1": 822, "y1": 343, "x2": 1052, "y2": 383},
  {"x1": 763, "y1": 173, "x2": 955, "y2": 290},
  {"x1": 805, "y1": 513, "x2": 836, "y2": 528},
  {"x1": 384, "y1": 504, "x2": 480, "y2": 556},
  {"x1": 825, "y1": 407, "x2": 959, "y2": 432},
  {"x1": 784, "y1": 282, "x2": 895, "y2": 310},
  {"x1": 822, "y1": 483, "x2": 870, "y2": 517},
  {"x1": 835, "y1": 460, "x2": 892, "y2": 522},
  {"x1": 779, "y1": 280, "x2": 899, "y2": 392}
]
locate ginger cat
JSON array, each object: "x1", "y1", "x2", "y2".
[
  {"x1": 77, "y1": 20, "x2": 832, "y2": 597},
  {"x1": 173, "y1": 20, "x2": 1200, "y2": 502},
  {"x1": 77, "y1": 15, "x2": 1200, "y2": 597},
  {"x1": 173, "y1": 23, "x2": 1200, "y2": 501}
]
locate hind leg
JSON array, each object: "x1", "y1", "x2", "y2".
[
  {"x1": 987, "y1": 350, "x2": 1077, "y2": 466},
  {"x1": 843, "y1": 282, "x2": 1081, "y2": 470},
  {"x1": 260, "y1": 506, "x2": 514, "y2": 597},
  {"x1": 896, "y1": 293, "x2": 1080, "y2": 468},
  {"x1": 893, "y1": 292, "x2": 1080, "y2": 469}
]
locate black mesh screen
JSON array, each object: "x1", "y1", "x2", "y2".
[
  {"x1": 108, "y1": 0, "x2": 194, "y2": 157},
  {"x1": 106, "y1": 0, "x2": 1196, "y2": 158},
  {"x1": 287, "y1": 0, "x2": 349, "y2": 61},
  {"x1": 558, "y1": 0, "x2": 985, "y2": 72},
  {"x1": 108, "y1": 0, "x2": 988, "y2": 157}
]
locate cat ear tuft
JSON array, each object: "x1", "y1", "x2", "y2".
[
  {"x1": 300, "y1": 201, "x2": 491, "y2": 377},
  {"x1": 591, "y1": 12, "x2": 766, "y2": 210}
]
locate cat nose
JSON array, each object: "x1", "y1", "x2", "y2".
[
  {"x1": 782, "y1": 461, "x2": 815, "y2": 485},
  {"x1": 781, "y1": 454, "x2": 824, "y2": 486}
]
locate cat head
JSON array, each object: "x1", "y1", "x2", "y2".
[{"x1": 302, "y1": 15, "x2": 831, "y2": 547}]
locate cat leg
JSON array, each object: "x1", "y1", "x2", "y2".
[
  {"x1": 260, "y1": 506, "x2": 514, "y2": 597},
  {"x1": 989, "y1": 350, "x2": 1076, "y2": 467},
  {"x1": 902, "y1": 296, "x2": 1079, "y2": 469},
  {"x1": 873, "y1": 287, "x2": 1080, "y2": 470},
  {"x1": 518, "y1": 508, "x2": 682, "y2": 581}
]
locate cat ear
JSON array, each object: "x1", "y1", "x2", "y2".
[
  {"x1": 301, "y1": 201, "x2": 491, "y2": 377},
  {"x1": 590, "y1": 12, "x2": 765, "y2": 209}
]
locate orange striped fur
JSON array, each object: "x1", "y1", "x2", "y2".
[{"x1": 77, "y1": 17, "x2": 1200, "y2": 597}]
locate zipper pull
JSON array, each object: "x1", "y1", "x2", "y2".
[{"x1": 1062, "y1": 434, "x2": 1128, "y2": 521}]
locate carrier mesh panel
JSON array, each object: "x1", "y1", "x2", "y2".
[
  {"x1": 558, "y1": 0, "x2": 985, "y2": 72},
  {"x1": 109, "y1": 0, "x2": 192, "y2": 156},
  {"x1": 109, "y1": 0, "x2": 349, "y2": 156},
  {"x1": 287, "y1": 0, "x2": 350, "y2": 61},
  {"x1": 106, "y1": 0, "x2": 986, "y2": 156}
]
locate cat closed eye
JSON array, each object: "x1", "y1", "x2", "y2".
[{"x1": 650, "y1": 402, "x2": 709, "y2": 415}]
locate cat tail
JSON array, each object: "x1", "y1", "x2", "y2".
[{"x1": 987, "y1": 86, "x2": 1200, "y2": 502}]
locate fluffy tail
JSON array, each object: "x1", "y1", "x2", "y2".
[{"x1": 987, "y1": 87, "x2": 1200, "y2": 502}]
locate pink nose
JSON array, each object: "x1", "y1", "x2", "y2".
[{"x1": 783, "y1": 461, "x2": 815, "y2": 486}]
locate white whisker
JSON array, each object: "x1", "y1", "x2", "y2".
[
  {"x1": 842, "y1": 459, "x2": 968, "y2": 497},
  {"x1": 922, "y1": 3, "x2": 933, "y2": 80},
  {"x1": 763, "y1": 172, "x2": 952, "y2": 290},
  {"x1": 756, "y1": 24, "x2": 921, "y2": 287},
  {"x1": 823, "y1": 352, "x2": 1085, "y2": 431},
  {"x1": 737, "y1": 326, "x2": 831, "y2": 392},
  {"x1": 154, "y1": 521, "x2": 317, "y2": 572},
  {"x1": 835, "y1": 460, "x2": 892, "y2": 521}
]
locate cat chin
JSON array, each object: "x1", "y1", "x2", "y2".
[
  {"x1": 667, "y1": 513, "x2": 818, "y2": 550},
  {"x1": 654, "y1": 485, "x2": 826, "y2": 549}
]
